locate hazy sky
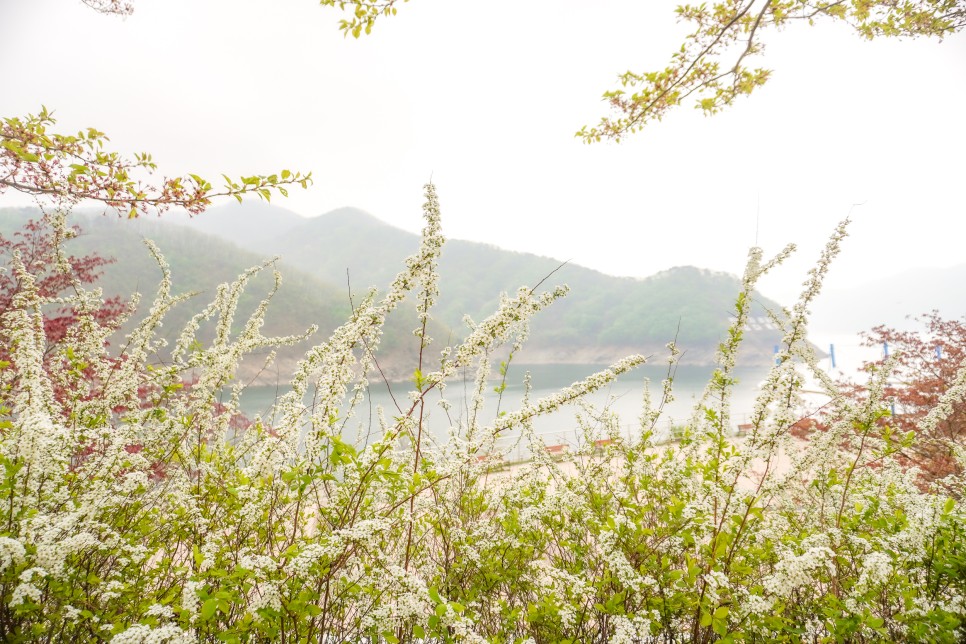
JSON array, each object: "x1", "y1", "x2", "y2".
[{"x1": 2, "y1": 0, "x2": 964, "y2": 304}]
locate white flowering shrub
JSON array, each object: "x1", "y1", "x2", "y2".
[{"x1": 0, "y1": 186, "x2": 965, "y2": 642}]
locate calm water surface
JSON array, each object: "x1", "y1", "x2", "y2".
[{"x1": 235, "y1": 364, "x2": 774, "y2": 458}]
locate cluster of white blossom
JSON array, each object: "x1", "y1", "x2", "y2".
[
  {"x1": 180, "y1": 579, "x2": 203, "y2": 621},
  {"x1": 9, "y1": 567, "x2": 46, "y2": 607},
  {"x1": 2, "y1": 194, "x2": 966, "y2": 641},
  {"x1": 919, "y1": 353, "x2": 966, "y2": 437},
  {"x1": 248, "y1": 581, "x2": 282, "y2": 615},
  {"x1": 111, "y1": 623, "x2": 194, "y2": 644},
  {"x1": 854, "y1": 551, "x2": 893, "y2": 593},
  {"x1": 0, "y1": 538, "x2": 25, "y2": 574},
  {"x1": 763, "y1": 540, "x2": 837, "y2": 598}
]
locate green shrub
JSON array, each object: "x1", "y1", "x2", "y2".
[{"x1": 0, "y1": 189, "x2": 964, "y2": 642}]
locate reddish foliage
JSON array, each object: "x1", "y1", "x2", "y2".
[
  {"x1": 0, "y1": 217, "x2": 250, "y2": 482},
  {"x1": 806, "y1": 313, "x2": 966, "y2": 487},
  {"x1": 862, "y1": 313, "x2": 966, "y2": 484},
  {"x1": 788, "y1": 416, "x2": 820, "y2": 440},
  {"x1": 0, "y1": 217, "x2": 128, "y2": 366}
]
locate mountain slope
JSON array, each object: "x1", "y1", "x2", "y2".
[
  {"x1": 0, "y1": 209, "x2": 433, "y2": 382},
  {"x1": 189, "y1": 203, "x2": 790, "y2": 365},
  {"x1": 2, "y1": 205, "x2": 797, "y2": 369},
  {"x1": 163, "y1": 200, "x2": 306, "y2": 250}
]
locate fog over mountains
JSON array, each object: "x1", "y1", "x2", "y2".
[
  {"x1": 4, "y1": 202, "x2": 959, "y2": 379},
  {"x1": 160, "y1": 202, "x2": 791, "y2": 364},
  {"x1": 808, "y1": 264, "x2": 966, "y2": 336}
]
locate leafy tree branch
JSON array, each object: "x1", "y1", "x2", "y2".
[
  {"x1": 578, "y1": 0, "x2": 964, "y2": 142},
  {"x1": 1, "y1": 108, "x2": 312, "y2": 217}
]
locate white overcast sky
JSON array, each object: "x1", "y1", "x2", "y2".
[{"x1": 1, "y1": 0, "x2": 964, "y2": 304}]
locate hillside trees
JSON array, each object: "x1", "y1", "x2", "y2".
[{"x1": 0, "y1": 217, "x2": 126, "y2": 365}]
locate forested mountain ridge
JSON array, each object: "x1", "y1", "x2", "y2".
[
  {"x1": 166, "y1": 202, "x2": 790, "y2": 365},
  {"x1": 2, "y1": 204, "x2": 792, "y2": 373},
  {"x1": 0, "y1": 209, "x2": 433, "y2": 384}
]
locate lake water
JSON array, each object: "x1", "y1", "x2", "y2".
[{"x1": 235, "y1": 363, "x2": 775, "y2": 459}]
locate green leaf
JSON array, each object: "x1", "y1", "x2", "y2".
[{"x1": 201, "y1": 598, "x2": 218, "y2": 620}]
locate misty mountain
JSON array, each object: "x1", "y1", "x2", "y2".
[
  {"x1": 810, "y1": 264, "x2": 966, "y2": 335},
  {"x1": 0, "y1": 209, "x2": 432, "y2": 383},
  {"x1": 171, "y1": 202, "x2": 792, "y2": 365},
  {"x1": 163, "y1": 201, "x2": 306, "y2": 249},
  {"x1": 2, "y1": 203, "x2": 799, "y2": 371}
]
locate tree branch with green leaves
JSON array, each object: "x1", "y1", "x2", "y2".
[
  {"x1": 577, "y1": 0, "x2": 964, "y2": 142},
  {"x1": 318, "y1": 0, "x2": 408, "y2": 38},
  {"x1": 1, "y1": 108, "x2": 312, "y2": 217}
]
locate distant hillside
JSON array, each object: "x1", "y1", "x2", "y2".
[
  {"x1": 169, "y1": 202, "x2": 791, "y2": 365},
  {"x1": 0, "y1": 209, "x2": 434, "y2": 383},
  {"x1": 163, "y1": 201, "x2": 306, "y2": 250},
  {"x1": 2, "y1": 205, "x2": 796, "y2": 370}
]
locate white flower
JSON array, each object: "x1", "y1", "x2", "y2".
[
  {"x1": 763, "y1": 544, "x2": 836, "y2": 598},
  {"x1": 111, "y1": 623, "x2": 194, "y2": 644},
  {"x1": 145, "y1": 603, "x2": 175, "y2": 620},
  {"x1": 0, "y1": 537, "x2": 25, "y2": 573},
  {"x1": 9, "y1": 567, "x2": 46, "y2": 608},
  {"x1": 181, "y1": 580, "x2": 203, "y2": 620},
  {"x1": 855, "y1": 551, "x2": 893, "y2": 592}
]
